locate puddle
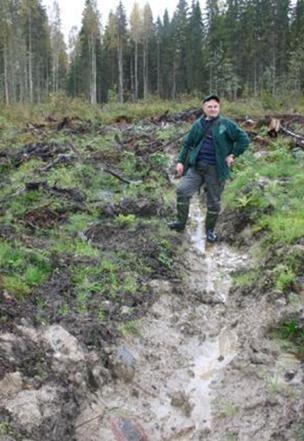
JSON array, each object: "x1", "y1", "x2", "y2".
[{"x1": 188, "y1": 329, "x2": 238, "y2": 431}]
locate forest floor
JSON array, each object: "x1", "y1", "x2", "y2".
[{"x1": 0, "y1": 102, "x2": 304, "y2": 441}]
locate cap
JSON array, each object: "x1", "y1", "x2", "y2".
[{"x1": 203, "y1": 94, "x2": 220, "y2": 103}]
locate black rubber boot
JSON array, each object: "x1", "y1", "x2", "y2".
[
  {"x1": 205, "y1": 210, "x2": 218, "y2": 232},
  {"x1": 169, "y1": 196, "x2": 190, "y2": 232},
  {"x1": 206, "y1": 229, "x2": 218, "y2": 242},
  {"x1": 205, "y1": 210, "x2": 219, "y2": 242}
]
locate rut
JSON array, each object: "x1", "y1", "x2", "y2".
[{"x1": 75, "y1": 197, "x2": 250, "y2": 441}]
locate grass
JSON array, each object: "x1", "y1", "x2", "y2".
[
  {"x1": 224, "y1": 139, "x2": 304, "y2": 245},
  {"x1": 233, "y1": 269, "x2": 258, "y2": 287},
  {"x1": 119, "y1": 320, "x2": 141, "y2": 337},
  {"x1": 0, "y1": 240, "x2": 51, "y2": 298}
]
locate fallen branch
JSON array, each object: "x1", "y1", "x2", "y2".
[
  {"x1": 280, "y1": 125, "x2": 304, "y2": 148},
  {"x1": 102, "y1": 166, "x2": 133, "y2": 184}
]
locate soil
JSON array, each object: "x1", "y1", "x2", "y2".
[{"x1": 1, "y1": 111, "x2": 304, "y2": 441}]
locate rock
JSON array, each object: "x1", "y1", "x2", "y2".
[
  {"x1": 0, "y1": 372, "x2": 23, "y2": 398},
  {"x1": 284, "y1": 369, "x2": 297, "y2": 382},
  {"x1": 109, "y1": 346, "x2": 136, "y2": 382},
  {"x1": 43, "y1": 324, "x2": 85, "y2": 363},
  {"x1": 170, "y1": 390, "x2": 193, "y2": 416},
  {"x1": 148, "y1": 279, "x2": 172, "y2": 295},
  {"x1": 4, "y1": 386, "x2": 58, "y2": 430},
  {"x1": 111, "y1": 417, "x2": 148, "y2": 441},
  {"x1": 120, "y1": 306, "x2": 132, "y2": 316}
]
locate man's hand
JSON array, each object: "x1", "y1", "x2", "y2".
[
  {"x1": 226, "y1": 154, "x2": 235, "y2": 168},
  {"x1": 176, "y1": 162, "x2": 184, "y2": 177}
]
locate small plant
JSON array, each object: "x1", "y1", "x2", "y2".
[
  {"x1": 24, "y1": 265, "x2": 49, "y2": 286},
  {"x1": 123, "y1": 274, "x2": 138, "y2": 294},
  {"x1": 233, "y1": 269, "x2": 257, "y2": 287},
  {"x1": 224, "y1": 432, "x2": 238, "y2": 441},
  {"x1": 2, "y1": 275, "x2": 31, "y2": 298},
  {"x1": 274, "y1": 264, "x2": 295, "y2": 292},
  {"x1": 274, "y1": 315, "x2": 304, "y2": 357},
  {"x1": 58, "y1": 302, "x2": 70, "y2": 317},
  {"x1": 119, "y1": 320, "x2": 141, "y2": 336},
  {"x1": 98, "y1": 306, "x2": 107, "y2": 321},
  {"x1": 267, "y1": 374, "x2": 282, "y2": 394},
  {"x1": 0, "y1": 422, "x2": 11, "y2": 436},
  {"x1": 76, "y1": 291, "x2": 88, "y2": 314},
  {"x1": 116, "y1": 214, "x2": 137, "y2": 228},
  {"x1": 218, "y1": 403, "x2": 240, "y2": 418}
]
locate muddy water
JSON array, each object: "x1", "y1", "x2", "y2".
[{"x1": 76, "y1": 198, "x2": 249, "y2": 441}]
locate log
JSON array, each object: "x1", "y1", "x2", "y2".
[{"x1": 280, "y1": 125, "x2": 304, "y2": 148}]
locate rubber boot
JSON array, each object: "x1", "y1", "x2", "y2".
[
  {"x1": 205, "y1": 210, "x2": 219, "y2": 242},
  {"x1": 169, "y1": 196, "x2": 190, "y2": 231}
]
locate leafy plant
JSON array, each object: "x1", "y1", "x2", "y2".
[{"x1": 116, "y1": 214, "x2": 137, "y2": 228}]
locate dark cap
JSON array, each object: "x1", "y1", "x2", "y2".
[{"x1": 203, "y1": 94, "x2": 220, "y2": 103}]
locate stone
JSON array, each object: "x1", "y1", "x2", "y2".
[
  {"x1": 170, "y1": 390, "x2": 193, "y2": 417},
  {"x1": 0, "y1": 372, "x2": 23, "y2": 398},
  {"x1": 109, "y1": 346, "x2": 136, "y2": 383},
  {"x1": 43, "y1": 324, "x2": 85, "y2": 363},
  {"x1": 111, "y1": 417, "x2": 148, "y2": 441}
]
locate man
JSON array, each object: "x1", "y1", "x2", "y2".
[{"x1": 169, "y1": 94, "x2": 250, "y2": 242}]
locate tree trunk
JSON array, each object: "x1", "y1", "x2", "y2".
[
  {"x1": 143, "y1": 40, "x2": 148, "y2": 99},
  {"x1": 134, "y1": 40, "x2": 138, "y2": 101},
  {"x1": 91, "y1": 36, "x2": 97, "y2": 104},
  {"x1": 28, "y1": 8, "x2": 33, "y2": 103},
  {"x1": 157, "y1": 40, "x2": 160, "y2": 96},
  {"x1": 118, "y1": 44, "x2": 123, "y2": 103},
  {"x1": 4, "y1": 43, "x2": 10, "y2": 105},
  {"x1": 171, "y1": 59, "x2": 176, "y2": 99}
]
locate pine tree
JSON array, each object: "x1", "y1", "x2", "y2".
[
  {"x1": 49, "y1": 1, "x2": 67, "y2": 93},
  {"x1": 130, "y1": 2, "x2": 142, "y2": 100},
  {"x1": 19, "y1": 0, "x2": 51, "y2": 102},
  {"x1": 115, "y1": 2, "x2": 128, "y2": 103},
  {"x1": 188, "y1": 1, "x2": 206, "y2": 94},
  {"x1": 68, "y1": 0, "x2": 102, "y2": 103},
  {"x1": 142, "y1": 3, "x2": 154, "y2": 98}
]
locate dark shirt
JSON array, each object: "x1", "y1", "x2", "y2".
[{"x1": 197, "y1": 117, "x2": 218, "y2": 165}]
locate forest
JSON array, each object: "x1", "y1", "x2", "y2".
[{"x1": 0, "y1": 0, "x2": 304, "y2": 105}]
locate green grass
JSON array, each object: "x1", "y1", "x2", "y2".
[
  {"x1": 233, "y1": 269, "x2": 258, "y2": 287},
  {"x1": 224, "y1": 141, "x2": 304, "y2": 245},
  {"x1": 0, "y1": 240, "x2": 51, "y2": 298},
  {"x1": 273, "y1": 315, "x2": 304, "y2": 359},
  {"x1": 119, "y1": 320, "x2": 141, "y2": 336}
]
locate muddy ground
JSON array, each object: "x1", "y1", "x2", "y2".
[{"x1": 0, "y1": 110, "x2": 304, "y2": 441}]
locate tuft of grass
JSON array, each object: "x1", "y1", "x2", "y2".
[
  {"x1": 119, "y1": 320, "x2": 141, "y2": 337},
  {"x1": 274, "y1": 264, "x2": 296, "y2": 292},
  {"x1": 115, "y1": 214, "x2": 137, "y2": 228},
  {"x1": 233, "y1": 269, "x2": 258, "y2": 287},
  {"x1": 2, "y1": 276, "x2": 31, "y2": 298}
]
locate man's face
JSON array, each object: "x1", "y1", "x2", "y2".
[{"x1": 202, "y1": 99, "x2": 220, "y2": 119}]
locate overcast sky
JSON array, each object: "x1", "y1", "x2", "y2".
[{"x1": 42, "y1": 0, "x2": 206, "y2": 44}]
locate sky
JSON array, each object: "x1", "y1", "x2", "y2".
[{"x1": 42, "y1": 0, "x2": 206, "y2": 44}]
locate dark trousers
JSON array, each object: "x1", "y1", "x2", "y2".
[{"x1": 176, "y1": 162, "x2": 225, "y2": 230}]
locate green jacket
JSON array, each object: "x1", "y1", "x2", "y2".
[{"x1": 178, "y1": 115, "x2": 250, "y2": 181}]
